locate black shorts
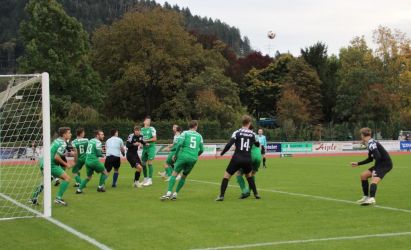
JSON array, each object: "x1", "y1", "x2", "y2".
[
  {"x1": 368, "y1": 162, "x2": 393, "y2": 179},
  {"x1": 226, "y1": 156, "x2": 252, "y2": 175},
  {"x1": 261, "y1": 146, "x2": 266, "y2": 155},
  {"x1": 126, "y1": 154, "x2": 141, "y2": 168},
  {"x1": 105, "y1": 155, "x2": 121, "y2": 172}
]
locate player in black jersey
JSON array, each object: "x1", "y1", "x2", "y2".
[
  {"x1": 216, "y1": 115, "x2": 260, "y2": 201},
  {"x1": 126, "y1": 126, "x2": 146, "y2": 188},
  {"x1": 351, "y1": 127, "x2": 393, "y2": 205}
]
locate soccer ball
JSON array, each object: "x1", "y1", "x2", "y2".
[{"x1": 267, "y1": 31, "x2": 276, "y2": 39}]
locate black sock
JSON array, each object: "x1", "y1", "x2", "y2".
[
  {"x1": 134, "y1": 171, "x2": 140, "y2": 182},
  {"x1": 361, "y1": 180, "x2": 369, "y2": 196},
  {"x1": 220, "y1": 178, "x2": 229, "y2": 197},
  {"x1": 263, "y1": 157, "x2": 266, "y2": 166},
  {"x1": 370, "y1": 183, "x2": 377, "y2": 198},
  {"x1": 246, "y1": 176, "x2": 258, "y2": 195}
]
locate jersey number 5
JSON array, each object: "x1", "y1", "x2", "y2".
[{"x1": 190, "y1": 137, "x2": 196, "y2": 149}]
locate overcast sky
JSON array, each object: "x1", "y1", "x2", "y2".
[{"x1": 156, "y1": 0, "x2": 411, "y2": 56}]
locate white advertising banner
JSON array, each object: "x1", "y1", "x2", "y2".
[{"x1": 379, "y1": 140, "x2": 401, "y2": 151}]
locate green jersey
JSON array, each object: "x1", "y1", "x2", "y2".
[
  {"x1": 50, "y1": 138, "x2": 66, "y2": 166},
  {"x1": 251, "y1": 144, "x2": 262, "y2": 161},
  {"x1": 141, "y1": 126, "x2": 156, "y2": 148},
  {"x1": 175, "y1": 130, "x2": 204, "y2": 160},
  {"x1": 71, "y1": 138, "x2": 89, "y2": 161},
  {"x1": 86, "y1": 138, "x2": 103, "y2": 162},
  {"x1": 170, "y1": 133, "x2": 181, "y2": 152}
]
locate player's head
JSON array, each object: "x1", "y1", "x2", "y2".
[
  {"x1": 360, "y1": 127, "x2": 372, "y2": 142},
  {"x1": 95, "y1": 129, "x2": 104, "y2": 141},
  {"x1": 258, "y1": 128, "x2": 263, "y2": 135},
  {"x1": 172, "y1": 124, "x2": 178, "y2": 133},
  {"x1": 189, "y1": 120, "x2": 198, "y2": 131},
  {"x1": 249, "y1": 124, "x2": 254, "y2": 131},
  {"x1": 242, "y1": 115, "x2": 252, "y2": 129},
  {"x1": 58, "y1": 127, "x2": 72, "y2": 140},
  {"x1": 76, "y1": 128, "x2": 85, "y2": 138},
  {"x1": 176, "y1": 125, "x2": 182, "y2": 134},
  {"x1": 144, "y1": 116, "x2": 151, "y2": 127},
  {"x1": 111, "y1": 129, "x2": 118, "y2": 137},
  {"x1": 134, "y1": 126, "x2": 141, "y2": 135}
]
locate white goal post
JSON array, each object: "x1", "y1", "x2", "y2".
[{"x1": 0, "y1": 72, "x2": 51, "y2": 220}]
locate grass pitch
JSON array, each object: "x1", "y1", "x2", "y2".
[{"x1": 1, "y1": 155, "x2": 411, "y2": 249}]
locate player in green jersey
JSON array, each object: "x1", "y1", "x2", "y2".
[
  {"x1": 71, "y1": 128, "x2": 89, "y2": 187},
  {"x1": 141, "y1": 116, "x2": 157, "y2": 186},
  {"x1": 161, "y1": 120, "x2": 204, "y2": 201},
  {"x1": 159, "y1": 125, "x2": 182, "y2": 181},
  {"x1": 236, "y1": 125, "x2": 262, "y2": 199},
  {"x1": 30, "y1": 127, "x2": 73, "y2": 206},
  {"x1": 76, "y1": 130, "x2": 109, "y2": 193}
]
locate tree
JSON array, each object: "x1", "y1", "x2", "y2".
[
  {"x1": 92, "y1": 8, "x2": 240, "y2": 122},
  {"x1": 277, "y1": 86, "x2": 311, "y2": 126},
  {"x1": 18, "y1": 0, "x2": 103, "y2": 118}
]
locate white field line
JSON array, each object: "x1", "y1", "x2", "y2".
[
  {"x1": 0, "y1": 215, "x2": 38, "y2": 221},
  {"x1": 191, "y1": 231, "x2": 411, "y2": 250},
  {"x1": 0, "y1": 193, "x2": 112, "y2": 250},
  {"x1": 189, "y1": 179, "x2": 411, "y2": 214}
]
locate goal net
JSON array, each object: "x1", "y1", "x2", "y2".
[{"x1": 0, "y1": 73, "x2": 51, "y2": 220}]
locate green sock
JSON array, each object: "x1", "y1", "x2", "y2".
[
  {"x1": 176, "y1": 177, "x2": 186, "y2": 193},
  {"x1": 99, "y1": 174, "x2": 107, "y2": 187},
  {"x1": 142, "y1": 164, "x2": 147, "y2": 177},
  {"x1": 75, "y1": 174, "x2": 81, "y2": 184},
  {"x1": 31, "y1": 184, "x2": 43, "y2": 199},
  {"x1": 148, "y1": 164, "x2": 153, "y2": 178},
  {"x1": 79, "y1": 178, "x2": 89, "y2": 190},
  {"x1": 166, "y1": 167, "x2": 172, "y2": 177},
  {"x1": 236, "y1": 175, "x2": 247, "y2": 194},
  {"x1": 56, "y1": 180, "x2": 69, "y2": 199},
  {"x1": 168, "y1": 176, "x2": 176, "y2": 192}
]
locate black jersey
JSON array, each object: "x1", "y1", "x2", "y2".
[
  {"x1": 126, "y1": 133, "x2": 144, "y2": 155},
  {"x1": 221, "y1": 128, "x2": 257, "y2": 158},
  {"x1": 358, "y1": 138, "x2": 392, "y2": 166}
]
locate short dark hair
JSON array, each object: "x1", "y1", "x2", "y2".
[
  {"x1": 134, "y1": 125, "x2": 141, "y2": 131},
  {"x1": 249, "y1": 124, "x2": 254, "y2": 130},
  {"x1": 76, "y1": 128, "x2": 85, "y2": 136},
  {"x1": 176, "y1": 125, "x2": 182, "y2": 132},
  {"x1": 144, "y1": 116, "x2": 151, "y2": 120},
  {"x1": 95, "y1": 129, "x2": 103, "y2": 136},
  {"x1": 242, "y1": 115, "x2": 252, "y2": 126},
  {"x1": 360, "y1": 127, "x2": 372, "y2": 137},
  {"x1": 58, "y1": 127, "x2": 71, "y2": 137},
  {"x1": 110, "y1": 129, "x2": 118, "y2": 136},
  {"x1": 189, "y1": 120, "x2": 198, "y2": 129}
]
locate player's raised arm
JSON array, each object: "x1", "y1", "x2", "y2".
[
  {"x1": 357, "y1": 151, "x2": 373, "y2": 166},
  {"x1": 220, "y1": 132, "x2": 236, "y2": 156}
]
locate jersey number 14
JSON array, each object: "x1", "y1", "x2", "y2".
[{"x1": 240, "y1": 138, "x2": 250, "y2": 151}]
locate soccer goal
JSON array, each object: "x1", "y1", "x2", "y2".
[{"x1": 0, "y1": 73, "x2": 51, "y2": 220}]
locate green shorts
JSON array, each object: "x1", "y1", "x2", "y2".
[
  {"x1": 252, "y1": 157, "x2": 262, "y2": 172},
  {"x1": 166, "y1": 151, "x2": 176, "y2": 166},
  {"x1": 142, "y1": 146, "x2": 156, "y2": 162},
  {"x1": 39, "y1": 158, "x2": 65, "y2": 178},
  {"x1": 174, "y1": 157, "x2": 197, "y2": 176},
  {"x1": 85, "y1": 160, "x2": 105, "y2": 177},
  {"x1": 72, "y1": 158, "x2": 86, "y2": 174}
]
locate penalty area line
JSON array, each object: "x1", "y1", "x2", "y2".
[
  {"x1": 188, "y1": 179, "x2": 411, "y2": 214},
  {"x1": 191, "y1": 231, "x2": 411, "y2": 250},
  {"x1": 0, "y1": 193, "x2": 112, "y2": 250}
]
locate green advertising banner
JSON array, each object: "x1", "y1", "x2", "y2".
[{"x1": 281, "y1": 143, "x2": 312, "y2": 153}]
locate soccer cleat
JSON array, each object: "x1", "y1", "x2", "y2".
[
  {"x1": 97, "y1": 186, "x2": 106, "y2": 192},
  {"x1": 73, "y1": 183, "x2": 80, "y2": 188},
  {"x1": 165, "y1": 177, "x2": 171, "y2": 182},
  {"x1": 112, "y1": 184, "x2": 117, "y2": 188},
  {"x1": 171, "y1": 193, "x2": 177, "y2": 201},
  {"x1": 356, "y1": 196, "x2": 369, "y2": 203},
  {"x1": 54, "y1": 198, "x2": 67, "y2": 206},
  {"x1": 143, "y1": 178, "x2": 153, "y2": 186},
  {"x1": 75, "y1": 189, "x2": 83, "y2": 194},
  {"x1": 160, "y1": 194, "x2": 172, "y2": 201},
  {"x1": 361, "y1": 197, "x2": 376, "y2": 206},
  {"x1": 239, "y1": 192, "x2": 250, "y2": 199},
  {"x1": 28, "y1": 198, "x2": 39, "y2": 205},
  {"x1": 215, "y1": 196, "x2": 224, "y2": 202},
  {"x1": 254, "y1": 194, "x2": 261, "y2": 199},
  {"x1": 158, "y1": 171, "x2": 166, "y2": 178}
]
